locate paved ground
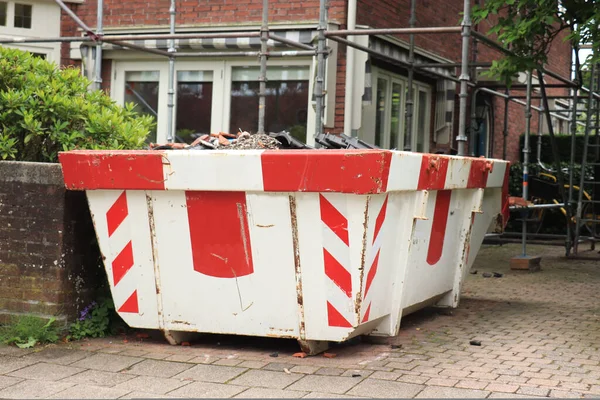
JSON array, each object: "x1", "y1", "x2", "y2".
[{"x1": 1, "y1": 243, "x2": 600, "y2": 399}]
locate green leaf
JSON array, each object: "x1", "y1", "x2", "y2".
[{"x1": 16, "y1": 337, "x2": 37, "y2": 348}]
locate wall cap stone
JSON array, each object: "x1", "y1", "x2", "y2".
[{"x1": 0, "y1": 161, "x2": 64, "y2": 186}]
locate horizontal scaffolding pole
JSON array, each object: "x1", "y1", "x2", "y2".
[
  {"x1": 509, "y1": 203, "x2": 565, "y2": 210},
  {"x1": 416, "y1": 61, "x2": 491, "y2": 68},
  {"x1": 268, "y1": 33, "x2": 315, "y2": 51},
  {"x1": 327, "y1": 34, "x2": 464, "y2": 84},
  {"x1": 174, "y1": 49, "x2": 318, "y2": 58},
  {"x1": 325, "y1": 26, "x2": 462, "y2": 37}
]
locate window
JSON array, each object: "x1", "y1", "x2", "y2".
[
  {"x1": 0, "y1": 2, "x2": 7, "y2": 26},
  {"x1": 230, "y1": 66, "x2": 310, "y2": 142},
  {"x1": 14, "y1": 3, "x2": 32, "y2": 29},
  {"x1": 124, "y1": 71, "x2": 160, "y2": 143},
  {"x1": 176, "y1": 71, "x2": 213, "y2": 144},
  {"x1": 363, "y1": 67, "x2": 431, "y2": 152}
]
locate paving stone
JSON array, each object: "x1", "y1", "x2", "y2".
[
  {"x1": 60, "y1": 369, "x2": 135, "y2": 387},
  {"x1": 0, "y1": 376, "x2": 22, "y2": 390},
  {"x1": 341, "y1": 370, "x2": 373, "y2": 378},
  {"x1": 125, "y1": 359, "x2": 193, "y2": 378},
  {"x1": 164, "y1": 354, "x2": 196, "y2": 363},
  {"x1": 8, "y1": 362, "x2": 85, "y2": 381},
  {"x1": 456, "y1": 380, "x2": 488, "y2": 390},
  {"x1": 549, "y1": 389, "x2": 585, "y2": 398},
  {"x1": 348, "y1": 378, "x2": 423, "y2": 398},
  {"x1": 488, "y1": 393, "x2": 545, "y2": 398},
  {"x1": 173, "y1": 363, "x2": 247, "y2": 383},
  {"x1": 213, "y1": 358, "x2": 243, "y2": 366},
  {"x1": 238, "y1": 360, "x2": 268, "y2": 369},
  {"x1": 22, "y1": 348, "x2": 89, "y2": 365},
  {"x1": 120, "y1": 392, "x2": 179, "y2": 399},
  {"x1": 47, "y1": 384, "x2": 130, "y2": 399},
  {"x1": 415, "y1": 385, "x2": 490, "y2": 398},
  {"x1": 167, "y1": 381, "x2": 247, "y2": 398},
  {"x1": 397, "y1": 375, "x2": 429, "y2": 385},
  {"x1": 71, "y1": 353, "x2": 143, "y2": 373},
  {"x1": 229, "y1": 369, "x2": 303, "y2": 389},
  {"x1": 303, "y1": 393, "x2": 366, "y2": 398},
  {"x1": 233, "y1": 388, "x2": 307, "y2": 398},
  {"x1": 425, "y1": 377, "x2": 458, "y2": 387},
  {"x1": 518, "y1": 386, "x2": 552, "y2": 397},
  {"x1": 113, "y1": 375, "x2": 188, "y2": 394},
  {"x1": 484, "y1": 383, "x2": 520, "y2": 393},
  {"x1": 287, "y1": 375, "x2": 363, "y2": 394},
  {"x1": 370, "y1": 371, "x2": 402, "y2": 381},
  {"x1": 263, "y1": 362, "x2": 296, "y2": 372},
  {"x1": 315, "y1": 367, "x2": 345, "y2": 376},
  {"x1": 290, "y1": 365, "x2": 320, "y2": 374},
  {"x1": 0, "y1": 380, "x2": 74, "y2": 399},
  {"x1": 0, "y1": 356, "x2": 37, "y2": 374},
  {"x1": 0, "y1": 346, "x2": 34, "y2": 357}
]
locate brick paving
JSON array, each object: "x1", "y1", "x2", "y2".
[{"x1": 1, "y1": 243, "x2": 599, "y2": 398}]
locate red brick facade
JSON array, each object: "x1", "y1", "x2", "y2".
[{"x1": 59, "y1": 0, "x2": 572, "y2": 162}]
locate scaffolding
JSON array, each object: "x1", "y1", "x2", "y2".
[{"x1": 0, "y1": 0, "x2": 599, "y2": 257}]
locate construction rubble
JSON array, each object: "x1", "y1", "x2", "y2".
[{"x1": 149, "y1": 131, "x2": 380, "y2": 151}]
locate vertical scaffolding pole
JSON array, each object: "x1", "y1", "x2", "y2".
[
  {"x1": 343, "y1": 0, "x2": 357, "y2": 138},
  {"x1": 314, "y1": 0, "x2": 328, "y2": 138},
  {"x1": 257, "y1": 0, "x2": 268, "y2": 135},
  {"x1": 456, "y1": 0, "x2": 472, "y2": 156},
  {"x1": 567, "y1": 83, "x2": 579, "y2": 255},
  {"x1": 404, "y1": 0, "x2": 416, "y2": 151},
  {"x1": 502, "y1": 88, "x2": 509, "y2": 160},
  {"x1": 94, "y1": 0, "x2": 103, "y2": 91},
  {"x1": 521, "y1": 70, "x2": 533, "y2": 256},
  {"x1": 166, "y1": 0, "x2": 176, "y2": 143},
  {"x1": 575, "y1": 60, "x2": 597, "y2": 253}
]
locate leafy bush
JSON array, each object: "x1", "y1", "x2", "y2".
[
  {"x1": 0, "y1": 47, "x2": 155, "y2": 162},
  {"x1": 0, "y1": 315, "x2": 62, "y2": 348},
  {"x1": 68, "y1": 298, "x2": 126, "y2": 340}
]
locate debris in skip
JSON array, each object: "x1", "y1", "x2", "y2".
[{"x1": 149, "y1": 131, "x2": 382, "y2": 151}]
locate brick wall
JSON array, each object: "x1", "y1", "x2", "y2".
[{"x1": 0, "y1": 162, "x2": 104, "y2": 324}]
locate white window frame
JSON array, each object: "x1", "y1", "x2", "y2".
[
  {"x1": 112, "y1": 58, "x2": 315, "y2": 145},
  {"x1": 361, "y1": 66, "x2": 432, "y2": 152}
]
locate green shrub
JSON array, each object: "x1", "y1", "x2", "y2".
[
  {"x1": 0, "y1": 315, "x2": 62, "y2": 348},
  {"x1": 68, "y1": 297, "x2": 126, "y2": 341},
  {"x1": 0, "y1": 47, "x2": 155, "y2": 162},
  {"x1": 518, "y1": 134, "x2": 599, "y2": 165}
]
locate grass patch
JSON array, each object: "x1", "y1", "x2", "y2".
[{"x1": 0, "y1": 315, "x2": 63, "y2": 348}]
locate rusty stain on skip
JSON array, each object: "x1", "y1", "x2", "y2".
[
  {"x1": 256, "y1": 224, "x2": 275, "y2": 228},
  {"x1": 289, "y1": 195, "x2": 305, "y2": 340},
  {"x1": 356, "y1": 196, "x2": 370, "y2": 318}
]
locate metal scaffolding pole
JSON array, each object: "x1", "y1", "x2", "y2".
[
  {"x1": 314, "y1": 0, "x2": 328, "y2": 139},
  {"x1": 257, "y1": 0, "x2": 269, "y2": 135},
  {"x1": 94, "y1": 0, "x2": 103, "y2": 91},
  {"x1": 166, "y1": 0, "x2": 176, "y2": 143},
  {"x1": 325, "y1": 26, "x2": 462, "y2": 37},
  {"x1": 567, "y1": 83, "x2": 580, "y2": 255},
  {"x1": 502, "y1": 88, "x2": 509, "y2": 160},
  {"x1": 456, "y1": 0, "x2": 472, "y2": 156},
  {"x1": 521, "y1": 70, "x2": 533, "y2": 256},
  {"x1": 575, "y1": 60, "x2": 597, "y2": 254},
  {"x1": 174, "y1": 50, "x2": 318, "y2": 58},
  {"x1": 404, "y1": 0, "x2": 416, "y2": 151}
]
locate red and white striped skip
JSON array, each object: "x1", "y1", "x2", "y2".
[{"x1": 58, "y1": 149, "x2": 510, "y2": 354}]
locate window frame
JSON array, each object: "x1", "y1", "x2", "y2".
[
  {"x1": 361, "y1": 66, "x2": 432, "y2": 152},
  {"x1": 112, "y1": 58, "x2": 315, "y2": 145},
  {"x1": 13, "y1": 2, "x2": 32, "y2": 29}
]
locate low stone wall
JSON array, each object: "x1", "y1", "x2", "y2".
[{"x1": 0, "y1": 161, "x2": 103, "y2": 324}]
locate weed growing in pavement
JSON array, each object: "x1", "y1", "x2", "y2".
[
  {"x1": 68, "y1": 298, "x2": 125, "y2": 340},
  {"x1": 0, "y1": 315, "x2": 62, "y2": 348}
]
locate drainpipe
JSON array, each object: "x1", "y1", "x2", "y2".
[
  {"x1": 456, "y1": 0, "x2": 472, "y2": 156},
  {"x1": 166, "y1": 0, "x2": 176, "y2": 143},
  {"x1": 343, "y1": 0, "x2": 357, "y2": 137},
  {"x1": 404, "y1": 0, "x2": 416, "y2": 151},
  {"x1": 94, "y1": 0, "x2": 103, "y2": 91}
]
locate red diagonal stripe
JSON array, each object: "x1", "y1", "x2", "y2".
[
  {"x1": 118, "y1": 290, "x2": 139, "y2": 313},
  {"x1": 112, "y1": 241, "x2": 134, "y2": 286},
  {"x1": 323, "y1": 249, "x2": 352, "y2": 297},
  {"x1": 320, "y1": 194, "x2": 349, "y2": 246},
  {"x1": 106, "y1": 191, "x2": 128, "y2": 237},
  {"x1": 362, "y1": 302, "x2": 372, "y2": 323},
  {"x1": 427, "y1": 190, "x2": 452, "y2": 266},
  {"x1": 364, "y1": 249, "x2": 380, "y2": 298},
  {"x1": 373, "y1": 196, "x2": 388, "y2": 244},
  {"x1": 327, "y1": 301, "x2": 352, "y2": 328},
  {"x1": 417, "y1": 155, "x2": 450, "y2": 191}
]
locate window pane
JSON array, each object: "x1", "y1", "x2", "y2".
[
  {"x1": 0, "y1": 2, "x2": 7, "y2": 26},
  {"x1": 417, "y1": 90, "x2": 428, "y2": 152},
  {"x1": 176, "y1": 71, "x2": 213, "y2": 144},
  {"x1": 124, "y1": 71, "x2": 159, "y2": 144},
  {"x1": 230, "y1": 67, "x2": 309, "y2": 142},
  {"x1": 14, "y1": 4, "x2": 32, "y2": 29},
  {"x1": 375, "y1": 78, "x2": 388, "y2": 147},
  {"x1": 390, "y1": 82, "x2": 402, "y2": 149},
  {"x1": 404, "y1": 87, "x2": 415, "y2": 150}
]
